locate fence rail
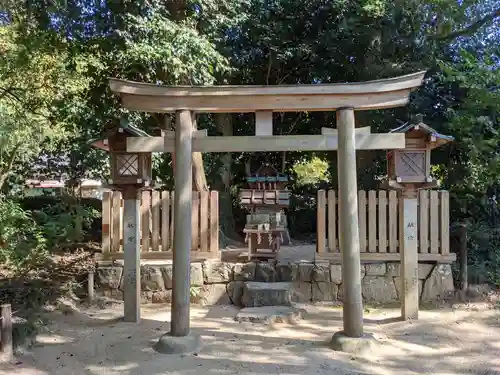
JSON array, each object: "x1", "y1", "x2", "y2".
[
  {"x1": 102, "y1": 190, "x2": 219, "y2": 258},
  {"x1": 317, "y1": 190, "x2": 451, "y2": 258}
]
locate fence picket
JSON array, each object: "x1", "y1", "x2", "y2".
[
  {"x1": 192, "y1": 191, "x2": 200, "y2": 250},
  {"x1": 200, "y1": 191, "x2": 209, "y2": 252},
  {"x1": 440, "y1": 191, "x2": 450, "y2": 255},
  {"x1": 358, "y1": 190, "x2": 367, "y2": 252},
  {"x1": 378, "y1": 191, "x2": 387, "y2": 253},
  {"x1": 430, "y1": 191, "x2": 439, "y2": 254},
  {"x1": 419, "y1": 190, "x2": 429, "y2": 253},
  {"x1": 151, "y1": 190, "x2": 160, "y2": 251},
  {"x1": 317, "y1": 190, "x2": 326, "y2": 253},
  {"x1": 388, "y1": 190, "x2": 398, "y2": 252},
  {"x1": 161, "y1": 191, "x2": 170, "y2": 252},
  {"x1": 327, "y1": 190, "x2": 336, "y2": 252},
  {"x1": 368, "y1": 190, "x2": 377, "y2": 252}
]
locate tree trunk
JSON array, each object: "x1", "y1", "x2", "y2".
[
  {"x1": 191, "y1": 114, "x2": 208, "y2": 191},
  {"x1": 214, "y1": 113, "x2": 240, "y2": 243}
]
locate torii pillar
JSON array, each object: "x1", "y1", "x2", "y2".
[{"x1": 155, "y1": 110, "x2": 201, "y2": 353}]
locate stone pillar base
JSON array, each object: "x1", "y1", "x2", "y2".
[
  {"x1": 154, "y1": 332, "x2": 202, "y2": 354},
  {"x1": 329, "y1": 331, "x2": 377, "y2": 355}
]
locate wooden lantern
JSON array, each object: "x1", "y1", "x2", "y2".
[
  {"x1": 90, "y1": 120, "x2": 153, "y2": 187},
  {"x1": 387, "y1": 116, "x2": 453, "y2": 186}
]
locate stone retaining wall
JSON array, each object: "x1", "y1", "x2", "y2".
[{"x1": 95, "y1": 261, "x2": 455, "y2": 305}]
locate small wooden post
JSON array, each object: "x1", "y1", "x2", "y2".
[
  {"x1": 337, "y1": 107, "x2": 364, "y2": 338},
  {"x1": 1, "y1": 304, "x2": 13, "y2": 363},
  {"x1": 459, "y1": 223, "x2": 468, "y2": 291},
  {"x1": 122, "y1": 187, "x2": 141, "y2": 323},
  {"x1": 171, "y1": 110, "x2": 193, "y2": 337},
  {"x1": 88, "y1": 271, "x2": 95, "y2": 304},
  {"x1": 400, "y1": 187, "x2": 419, "y2": 320}
]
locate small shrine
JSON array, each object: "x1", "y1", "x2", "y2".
[{"x1": 239, "y1": 164, "x2": 291, "y2": 260}]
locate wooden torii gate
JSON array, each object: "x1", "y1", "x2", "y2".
[{"x1": 108, "y1": 71, "x2": 426, "y2": 352}]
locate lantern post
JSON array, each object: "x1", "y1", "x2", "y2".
[
  {"x1": 92, "y1": 120, "x2": 153, "y2": 323},
  {"x1": 385, "y1": 115, "x2": 453, "y2": 320}
]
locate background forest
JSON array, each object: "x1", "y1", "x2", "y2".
[{"x1": 0, "y1": 0, "x2": 499, "y2": 286}]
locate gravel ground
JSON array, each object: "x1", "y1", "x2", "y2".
[{"x1": 1, "y1": 302, "x2": 500, "y2": 375}]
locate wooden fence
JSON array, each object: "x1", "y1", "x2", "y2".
[
  {"x1": 317, "y1": 190, "x2": 454, "y2": 262},
  {"x1": 101, "y1": 190, "x2": 219, "y2": 259}
]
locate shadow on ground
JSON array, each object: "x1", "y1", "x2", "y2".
[{"x1": 1, "y1": 302, "x2": 499, "y2": 375}]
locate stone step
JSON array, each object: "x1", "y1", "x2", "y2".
[
  {"x1": 235, "y1": 306, "x2": 305, "y2": 324},
  {"x1": 241, "y1": 281, "x2": 292, "y2": 307}
]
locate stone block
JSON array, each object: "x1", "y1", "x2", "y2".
[
  {"x1": 330, "y1": 264, "x2": 342, "y2": 284},
  {"x1": 96, "y1": 266, "x2": 123, "y2": 289},
  {"x1": 418, "y1": 263, "x2": 435, "y2": 279},
  {"x1": 191, "y1": 263, "x2": 204, "y2": 286},
  {"x1": 235, "y1": 306, "x2": 305, "y2": 324},
  {"x1": 141, "y1": 291, "x2": 154, "y2": 304},
  {"x1": 421, "y1": 264, "x2": 454, "y2": 301},
  {"x1": 227, "y1": 281, "x2": 245, "y2": 306},
  {"x1": 312, "y1": 282, "x2": 339, "y2": 302},
  {"x1": 197, "y1": 284, "x2": 231, "y2": 305},
  {"x1": 393, "y1": 277, "x2": 422, "y2": 302},
  {"x1": 241, "y1": 282, "x2": 292, "y2": 307},
  {"x1": 152, "y1": 290, "x2": 172, "y2": 303},
  {"x1": 161, "y1": 263, "x2": 204, "y2": 289},
  {"x1": 362, "y1": 276, "x2": 397, "y2": 302},
  {"x1": 203, "y1": 261, "x2": 232, "y2": 283},
  {"x1": 291, "y1": 282, "x2": 312, "y2": 303},
  {"x1": 297, "y1": 263, "x2": 314, "y2": 282},
  {"x1": 141, "y1": 266, "x2": 166, "y2": 291},
  {"x1": 232, "y1": 263, "x2": 256, "y2": 281},
  {"x1": 365, "y1": 263, "x2": 386, "y2": 276},
  {"x1": 254, "y1": 263, "x2": 278, "y2": 282},
  {"x1": 386, "y1": 263, "x2": 400, "y2": 277},
  {"x1": 312, "y1": 262, "x2": 331, "y2": 282},
  {"x1": 276, "y1": 263, "x2": 298, "y2": 281},
  {"x1": 161, "y1": 265, "x2": 174, "y2": 289}
]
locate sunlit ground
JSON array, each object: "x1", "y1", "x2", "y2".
[{"x1": 2, "y1": 302, "x2": 499, "y2": 375}]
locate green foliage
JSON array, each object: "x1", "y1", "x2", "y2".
[
  {"x1": 292, "y1": 157, "x2": 330, "y2": 186},
  {"x1": 0, "y1": 197, "x2": 47, "y2": 272}
]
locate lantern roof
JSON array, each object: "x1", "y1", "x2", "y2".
[
  {"x1": 89, "y1": 119, "x2": 152, "y2": 152},
  {"x1": 389, "y1": 117, "x2": 454, "y2": 149}
]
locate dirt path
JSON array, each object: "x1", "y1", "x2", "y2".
[{"x1": 1, "y1": 302, "x2": 499, "y2": 375}]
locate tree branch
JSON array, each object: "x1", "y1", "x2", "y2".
[
  {"x1": 0, "y1": 142, "x2": 21, "y2": 190},
  {"x1": 430, "y1": 8, "x2": 500, "y2": 41}
]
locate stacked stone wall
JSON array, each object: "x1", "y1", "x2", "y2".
[{"x1": 96, "y1": 261, "x2": 455, "y2": 305}]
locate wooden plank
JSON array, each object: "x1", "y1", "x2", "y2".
[
  {"x1": 200, "y1": 191, "x2": 209, "y2": 252},
  {"x1": 141, "y1": 190, "x2": 151, "y2": 252},
  {"x1": 358, "y1": 190, "x2": 367, "y2": 252},
  {"x1": 419, "y1": 190, "x2": 429, "y2": 253},
  {"x1": 170, "y1": 191, "x2": 175, "y2": 245},
  {"x1": 430, "y1": 191, "x2": 439, "y2": 254},
  {"x1": 316, "y1": 252, "x2": 457, "y2": 263},
  {"x1": 440, "y1": 191, "x2": 450, "y2": 255},
  {"x1": 127, "y1": 133, "x2": 407, "y2": 153},
  {"x1": 327, "y1": 190, "x2": 337, "y2": 252},
  {"x1": 255, "y1": 111, "x2": 273, "y2": 135},
  {"x1": 388, "y1": 190, "x2": 398, "y2": 253},
  {"x1": 192, "y1": 191, "x2": 200, "y2": 250},
  {"x1": 368, "y1": 190, "x2": 377, "y2": 252},
  {"x1": 378, "y1": 190, "x2": 387, "y2": 253},
  {"x1": 209, "y1": 191, "x2": 219, "y2": 252},
  {"x1": 111, "y1": 191, "x2": 121, "y2": 252},
  {"x1": 102, "y1": 191, "x2": 111, "y2": 253},
  {"x1": 316, "y1": 190, "x2": 327, "y2": 253},
  {"x1": 151, "y1": 190, "x2": 160, "y2": 251},
  {"x1": 161, "y1": 191, "x2": 170, "y2": 252}
]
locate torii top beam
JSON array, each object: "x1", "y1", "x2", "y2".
[{"x1": 109, "y1": 71, "x2": 426, "y2": 113}]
